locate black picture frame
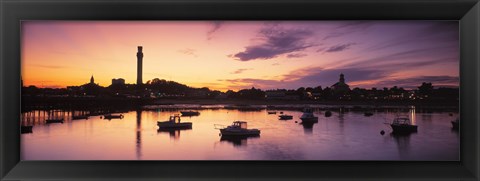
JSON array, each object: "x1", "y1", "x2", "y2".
[{"x1": 1, "y1": 0, "x2": 479, "y2": 180}]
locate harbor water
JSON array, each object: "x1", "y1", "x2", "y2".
[{"x1": 21, "y1": 105, "x2": 459, "y2": 160}]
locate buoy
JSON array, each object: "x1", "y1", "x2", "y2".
[
  {"x1": 325, "y1": 111, "x2": 332, "y2": 117},
  {"x1": 380, "y1": 130, "x2": 385, "y2": 135}
]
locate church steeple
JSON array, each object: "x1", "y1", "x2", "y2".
[
  {"x1": 339, "y1": 73, "x2": 345, "y2": 83},
  {"x1": 90, "y1": 75, "x2": 94, "y2": 84}
]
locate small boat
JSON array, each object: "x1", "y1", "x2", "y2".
[
  {"x1": 103, "y1": 114, "x2": 124, "y2": 120},
  {"x1": 180, "y1": 111, "x2": 200, "y2": 116},
  {"x1": 267, "y1": 111, "x2": 277, "y2": 114},
  {"x1": 21, "y1": 125, "x2": 33, "y2": 134},
  {"x1": 157, "y1": 114, "x2": 192, "y2": 129},
  {"x1": 46, "y1": 118, "x2": 64, "y2": 124},
  {"x1": 279, "y1": 114, "x2": 293, "y2": 120},
  {"x1": 279, "y1": 112, "x2": 284, "y2": 114},
  {"x1": 301, "y1": 108, "x2": 318, "y2": 123},
  {"x1": 217, "y1": 121, "x2": 260, "y2": 136},
  {"x1": 390, "y1": 117, "x2": 417, "y2": 134},
  {"x1": 451, "y1": 118, "x2": 459, "y2": 130},
  {"x1": 364, "y1": 112, "x2": 374, "y2": 117},
  {"x1": 72, "y1": 115, "x2": 89, "y2": 120},
  {"x1": 324, "y1": 111, "x2": 332, "y2": 117}
]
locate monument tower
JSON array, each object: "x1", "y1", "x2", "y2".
[{"x1": 137, "y1": 46, "x2": 143, "y2": 86}]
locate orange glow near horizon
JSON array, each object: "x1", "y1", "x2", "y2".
[{"x1": 22, "y1": 21, "x2": 459, "y2": 91}]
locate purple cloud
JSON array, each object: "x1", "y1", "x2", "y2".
[
  {"x1": 221, "y1": 64, "x2": 458, "y2": 90},
  {"x1": 366, "y1": 21, "x2": 458, "y2": 51},
  {"x1": 323, "y1": 21, "x2": 374, "y2": 40},
  {"x1": 286, "y1": 53, "x2": 308, "y2": 58},
  {"x1": 374, "y1": 76, "x2": 459, "y2": 89},
  {"x1": 222, "y1": 67, "x2": 390, "y2": 90},
  {"x1": 323, "y1": 43, "x2": 356, "y2": 53},
  {"x1": 207, "y1": 21, "x2": 224, "y2": 40},
  {"x1": 232, "y1": 26, "x2": 316, "y2": 61},
  {"x1": 333, "y1": 45, "x2": 458, "y2": 71},
  {"x1": 230, "y1": 68, "x2": 252, "y2": 74}
]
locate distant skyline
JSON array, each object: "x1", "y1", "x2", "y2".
[{"x1": 22, "y1": 21, "x2": 459, "y2": 91}]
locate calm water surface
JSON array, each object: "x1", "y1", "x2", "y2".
[{"x1": 21, "y1": 106, "x2": 459, "y2": 160}]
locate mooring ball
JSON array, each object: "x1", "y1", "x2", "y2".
[{"x1": 380, "y1": 130, "x2": 385, "y2": 135}]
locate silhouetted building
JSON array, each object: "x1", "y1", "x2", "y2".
[
  {"x1": 112, "y1": 78, "x2": 125, "y2": 86},
  {"x1": 80, "y1": 75, "x2": 102, "y2": 96},
  {"x1": 331, "y1": 73, "x2": 350, "y2": 93},
  {"x1": 90, "y1": 75, "x2": 95, "y2": 84},
  {"x1": 137, "y1": 46, "x2": 143, "y2": 86}
]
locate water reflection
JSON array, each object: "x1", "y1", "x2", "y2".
[
  {"x1": 21, "y1": 106, "x2": 459, "y2": 160},
  {"x1": 136, "y1": 109, "x2": 142, "y2": 159},
  {"x1": 451, "y1": 127, "x2": 459, "y2": 134},
  {"x1": 390, "y1": 132, "x2": 415, "y2": 159},
  {"x1": 220, "y1": 135, "x2": 260, "y2": 147},
  {"x1": 300, "y1": 121, "x2": 317, "y2": 135},
  {"x1": 157, "y1": 127, "x2": 192, "y2": 140},
  {"x1": 410, "y1": 106, "x2": 416, "y2": 125}
]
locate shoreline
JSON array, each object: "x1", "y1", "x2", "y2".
[
  {"x1": 151, "y1": 99, "x2": 458, "y2": 107},
  {"x1": 21, "y1": 97, "x2": 459, "y2": 110}
]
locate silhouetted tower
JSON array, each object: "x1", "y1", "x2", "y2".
[
  {"x1": 339, "y1": 73, "x2": 345, "y2": 83},
  {"x1": 90, "y1": 75, "x2": 94, "y2": 84},
  {"x1": 137, "y1": 46, "x2": 143, "y2": 86}
]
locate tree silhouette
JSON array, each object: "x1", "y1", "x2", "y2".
[{"x1": 418, "y1": 82, "x2": 434, "y2": 97}]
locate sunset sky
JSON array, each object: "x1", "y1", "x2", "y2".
[{"x1": 21, "y1": 21, "x2": 459, "y2": 91}]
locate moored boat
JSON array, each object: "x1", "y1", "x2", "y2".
[
  {"x1": 217, "y1": 121, "x2": 260, "y2": 136},
  {"x1": 301, "y1": 108, "x2": 318, "y2": 123},
  {"x1": 279, "y1": 114, "x2": 293, "y2": 120},
  {"x1": 267, "y1": 111, "x2": 277, "y2": 114},
  {"x1": 21, "y1": 125, "x2": 33, "y2": 134},
  {"x1": 364, "y1": 112, "x2": 374, "y2": 117},
  {"x1": 103, "y1": 114, "x2": 124, "y2": 120},
  {"x1": 157, "y1": 114, "x2": 192, "y2": 129},
  {"x1": 180, "y1": 111, "x2": 200, "y2": 116},
  {"x1": 390, "y1": 117, "x2": 417, "y2": 134},
  {"x1": 324, "y1": 111, "x2": 332, "y2": 117},
  {"x1": 451, "y1": 118, "x2": 459, "y2": 130}
]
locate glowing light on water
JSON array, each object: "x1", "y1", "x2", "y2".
[{"x1": 410, "y1": 106, "x2": 416, "y2": 125}]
